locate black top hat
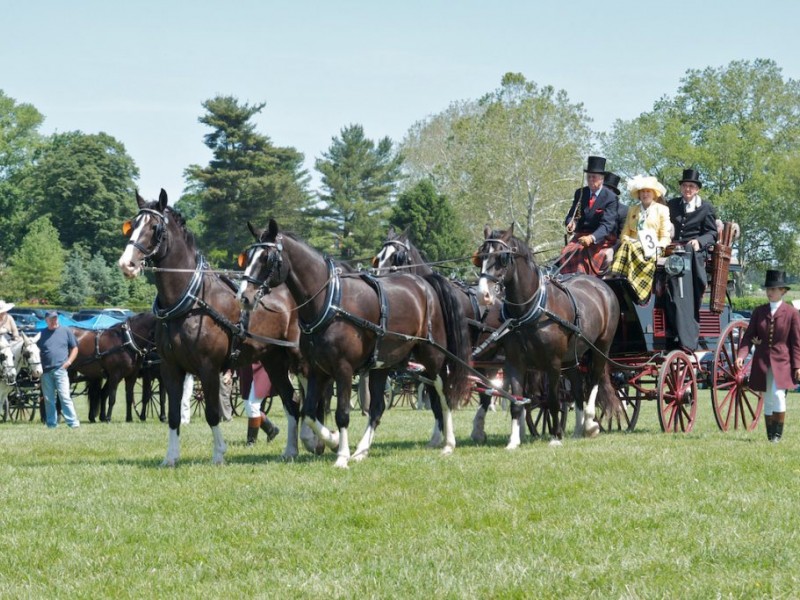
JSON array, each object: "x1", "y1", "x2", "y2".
[
  {"x1": 679, "y1": 168, "x2": 703, "y2": 188},
  {"x1": 603, "y1": 172, "x2": 621, "y2": 195},
  {"x1": 763, "y1": 270, "x2": 790, "y2": 290},
  {"x1": 584, "y1": 156, "x2": 606, "y2": 174}
]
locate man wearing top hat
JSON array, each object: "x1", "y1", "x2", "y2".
[
  {"x1": 603, "y1": 171, "x2": 628, "y2": 242},
  {"x1": 560, "y1": 156, "x2": 619, "y2": 274},
  {"x1": 735, "y1": 270, "x2": 800, "y2": 442},
  {"x1": 665, "y1": 168, "x2": 718, "y2": 350}
]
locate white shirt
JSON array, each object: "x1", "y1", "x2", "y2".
[
  {"x1": 683, "y1": 194, "x2": 702, "y2": 214},
  {"x1": 770, "y1": 300, "x2": 783, "y2": 316}
]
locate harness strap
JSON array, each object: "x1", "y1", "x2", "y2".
[
  {"x1": 300, "y1": 258, "x2": 341, "y2": 335},
  {"x1": 153, "y1": 254, "x2": 207, "y2": 321}
]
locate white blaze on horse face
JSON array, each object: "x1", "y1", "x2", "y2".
[
  {"x1": 477, "y1": 252, "x2": 495, "y2": 305},
  {"x1": 375, "y1": 245, "x2": 396, "y2": 274},
  {"x1": 118, "y1": 214, "x2": 152, "y2": 278},
  {"x1": 237, "y1": 247, "x2": 265, "y2": 301}
]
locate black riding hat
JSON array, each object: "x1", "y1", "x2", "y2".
[
  {"x1": 679, "y1": 168, "x2": 703, "y2": 188},
  {"x1": 584, "y1": 156, "x2": 606, "y2": 174},
  {"x1": 763, "y1": 270, "x2": 790, "y2": 290},
  {"x1": 603, "y1": 172, "x2": 621, "y2": 195}
]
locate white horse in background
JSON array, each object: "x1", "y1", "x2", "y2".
[{"x1": 0, "y1": 333, "x2": 43, "y2": 414}]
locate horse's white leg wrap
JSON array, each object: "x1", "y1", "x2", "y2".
[
  {"x1": 334, "y1": 427, "x2": 350, "y2": 469},
  {"x1": 471, "y1": 406, "x2": 487, "y2": 444},
  {"x1": 584, "y1": 384, "x2": 600, "y2": 438},
  {"x1": 299, "y1": 418, "x2": 319, "y2": 454},
  {"x1": 310, "y1": 418, "x2": 340, "y2": 450},
  {"x1": 353, "y1": 424, "x2": 375, "y2": 462},
  {"x1": 428, "y1": 421, "x2": 444, "y2": 448},
  {"x1": 506, "y1": 415, "x2": 522, "y2": 450},
  {"x1": 162, "y1": 428, "x2": 181, "y2": 467},
  {"x1": 282, "y1": 413, "x2": 299, "y2": 460},
  {"x1": 211, "y1": 425, "x2": 227, "y2": 465},
  {"x1": 441, "y1": 405, "x2": 456, "y2": 456}
]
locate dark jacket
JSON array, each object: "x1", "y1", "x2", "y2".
[
  {"x1": 564, "y1": 186, "x2": 618, "y2": 244},
  {"x1": 737, "y1": 302, "x2": 800, "y2": 391},
  {"x1": 667, "y1": 196, "x2": 718, "y2": 250}
]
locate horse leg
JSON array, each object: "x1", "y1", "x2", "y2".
[
  {"x1": 106, "y1": 379, "x2": 120, "y2": 423},
  {"x1": 505, "y1": 367, "x2": 525, "y2": 450},
  {"x1": 295, "y1": 375, "x2": 320, "y2": 454},
  {"x1": 353, "y1": 369, "x2": 390, "y2": 462},
  {"x1": 427, "y1": 383, "x2": 444, "y2": 448},
  {"x1": 268, "y1": 366, "x2": 300, "y2": 460},
  {"x1": 569, "y1": 370, "x2": 586, "y2": 439},
  {"x1": 547, "y1": 367, "x2": 564, "y2": 446},
  {"x1": 470, "y1": 389, "x2": 492, "y2": 444},
  {"x1": 87, "y1": 379, "x2": 98, "y2": 423},
  {"x1": 139, "y1": 371, "x2": 152, "y2": 421},
  {"x1": 303, "y1": 373, "x2": 340, "y2": 453},
  {"x1": 124, "y1": 375, "x2": 136, "y2": 423},
  {"x1": 200, "y1": 372, "x2": 226, "y2": 465},
  {"x1": 161, "y1": 364, "x2": 186, "y2": 467},
  {"x1": 99, "y1": 380, "x2": 110, "y2": 422},
  {"x1": 433, "y1": 373, "x2": 456, "y2": 455}
]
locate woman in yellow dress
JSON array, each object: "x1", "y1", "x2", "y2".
[{"x1": 609, "y1": 175, "x2": 672, "y2": 303}]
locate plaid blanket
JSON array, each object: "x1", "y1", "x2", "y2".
[
  {"x1": 609, "y1": 240, "x2": 656, "y2": 303},
  {"x1": 559, "y1": 233, "x2": 617, "y2": 276}
]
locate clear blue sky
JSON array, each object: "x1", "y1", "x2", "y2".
[{"x1": 3, "y1": 0, "x2": 799, "y2": 201}]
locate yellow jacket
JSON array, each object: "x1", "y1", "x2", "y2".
[{"x1": 620, "y1": 202, "x2": 672, "y2": 248}]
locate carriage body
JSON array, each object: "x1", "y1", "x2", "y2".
[{"x1": 599, "y1": 234, "x2": 760, "y2": 434}]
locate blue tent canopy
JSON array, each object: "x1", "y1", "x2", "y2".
[{"x1": 34, "y1": 313, "x2": 126, "y2": 331}]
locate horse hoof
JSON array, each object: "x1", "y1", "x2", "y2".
[
  {"x1": 441, "y1": 446, "x2": 454, "y2": 456},
  {"x1": 505, "y1": 442, "x2": 520, "y2": 451},
  {"x1": 315, "y1": 442, "x2": 325, "y2": 456},
  {"x1": 584, "y1": 423, "x2": 600, "y2": 438},
  {"x1": 470, "y1": 431, "x2": 487, "y2": 444},
  {"x1": 160, "y1": 459, "x2": 177, "y2": 468},
  {"x1": 548, "y1": 439, "x2": 563, "y2": 448},
  {"x1": 351, "y1": 451, "x2": 367, "y2": 463},
  {"x1": 333, "y1": 457, "x2": 349, "y2": 469}
]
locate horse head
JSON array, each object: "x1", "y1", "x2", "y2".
[
  {"x1": 118, "y1": 189, "x2": 171, "y2": 278},
  {"x1": 0, "y1": 337, "x2": 18, "y2": 385},
  {"x1": 475, "y1": 223, "x2": 527, "y2": 306},
  {"x1": 372, "y1": 227, "x2": 412, "y2": 275},
  {"x1": 237, "y1": 219, "x2": 289, "y2": 310},
  {"x1": 19, "y1": 332, "x2": 43, "y2": 379}
]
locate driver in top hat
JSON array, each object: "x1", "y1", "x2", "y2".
[
  {"x1": 664, "y1": 168, "x2": 718, "y2": 351},
  {"x1": 560, "y1": 156, "x2": 619, "y2": 275}
]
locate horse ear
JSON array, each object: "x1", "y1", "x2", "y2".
[
  {"x1": 158, "y1": 189, "x2": 168, "y2": 211},
  {"x1": 267, "y1": 218, "x2": 279, "y2": 239},
  {"x1": 483, "y1": 224, "x2": 492, "y2": 238},
  {"x1": 28, "y1": 332, "x2": 40, "y2": 344},
  {"x1": 387, "y1": 225, "x2": 396, "y2": 237},
  {"x1": 247, "y1": 221, "x2": 262, "y2": 240},
  {"x1": 136, "y1": 190, "x2": 146, "y2": 209}
]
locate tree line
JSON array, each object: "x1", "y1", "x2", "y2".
[{"x1": 1, "y1": 58, "x2": 798, "y2": 306}]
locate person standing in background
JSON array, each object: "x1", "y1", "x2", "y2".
[{"x1": 37, "y1": 311, "x2": 80, "y2": 429}]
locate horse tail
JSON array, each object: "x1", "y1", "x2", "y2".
[{"x1": 422, "y1": 272, "x2": 472, "y2": 407}]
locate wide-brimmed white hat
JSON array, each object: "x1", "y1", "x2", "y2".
[
  {"x1": 0, "y1": 300, "x2": 15, "y2": 313},
  {"x1": 627, "y1": 175, "x2": 667, "y2": 200}
]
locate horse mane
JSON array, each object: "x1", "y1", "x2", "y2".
[
  {"x1": 491, "y1": 229, "x2": 536, "y2": 270},
  {"x1": 141, "y1": 200, "x2": 198, "y2": 252}
]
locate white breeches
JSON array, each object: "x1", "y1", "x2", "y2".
[
  {"x1": 763, "y1": 370, "x2": 787, "y2": 415},
  {"x1": 244, "y1": 387, "x2": 262, "y2": 418}
]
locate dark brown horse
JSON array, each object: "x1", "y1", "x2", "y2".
[
  {"x1": 117, "y1": 190, "x2": 304, "y2": 465},
  {"x1": 69, "y1": 313, "x2": 160, "y2": 423},
  {"x1": 237, "y1": 219, "x2": 472, "y2": 468},
  {"x1": 372, "y1": 227, "x2": 504, "y2": 444},
  {"x1": 475, "y1": 225, "x2": 621, "y2": 446}
]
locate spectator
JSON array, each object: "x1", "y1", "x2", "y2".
[
  {"x1": 37, "y1": 311, "x2": 80, "y2": 429},
  {"x1": 0, "y1": 300, "x2": 20, "y2": 341}
]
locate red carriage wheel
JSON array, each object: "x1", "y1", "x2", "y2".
[
  {"x1": 657, "y1": 350, "x2": 698, "y2": 433},
  {"x1": 711, "y1": 320, "x2": 763, "y2": 432}
]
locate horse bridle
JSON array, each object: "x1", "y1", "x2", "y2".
[
  {"x1": 476, "y1": 238, "x2": 516, "y2": 286},
  {"x1": 373, "y1": 239, "x2": 410, "y2": 270},
  {"x1": 125, "y1": 208, "x2": 168, "y2": 263},
  {"x1": 240, "y1": 235, "x2": 284, "y2": 303}
]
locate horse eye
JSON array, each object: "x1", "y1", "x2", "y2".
[{"x1": 122, "y1": 220, "x2": 133, "y2": 237}]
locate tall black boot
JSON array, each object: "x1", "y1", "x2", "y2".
[
  {"x1": 772, "y1": 412, "x2": 785, "y2": 443},
  {"x1": 246, "y1": 416, "x2": 260, "y2": 447},
  {"x1": 765, "y1": 414, "x2": 775, "y2": 441},
  {"x1": 260, "y1": 412, "x2": 280, "y2": 442}
]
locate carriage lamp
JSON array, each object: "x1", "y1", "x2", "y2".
[{"x1": 664, "y1": 248, "x2": 692, "y2": 298}]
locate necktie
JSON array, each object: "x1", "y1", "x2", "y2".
[{"x1": 588, "y1": 193, "x2": 596, "y2": 209}]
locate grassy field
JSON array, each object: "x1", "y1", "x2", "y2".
[{"x1": 1, "y1": 390, "x2": 799, "y2": 599}]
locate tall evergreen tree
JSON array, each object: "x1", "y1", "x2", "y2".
[
  {"x1": 6, "y1": 216, "x2": 65, "y2": 303},
  {"x1": 315, "y1": 124, "x2": 404, "y2": 260},
  {"x1": 184, "y1": 96, "x2": 312, "y2": 265},
  {"x1": 59, "y1": 250, "x2": 92, "y2": 307},
  {"x1": 390, "y1": 179, "x2": 468, "y2": 265}
]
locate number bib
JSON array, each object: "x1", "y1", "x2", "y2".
[{"x1": 637, "y1": 228, "x2": 658, "y2": 259}]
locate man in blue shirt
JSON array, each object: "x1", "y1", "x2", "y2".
[{"x1": 37, "y1": 311, "x2": 80, "y2": 428}]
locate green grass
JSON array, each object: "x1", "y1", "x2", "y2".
[{"x1": 1, "y1": 391, "x2": 799, "y2": 599}]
